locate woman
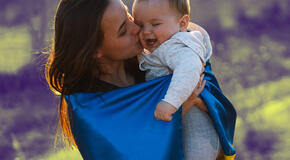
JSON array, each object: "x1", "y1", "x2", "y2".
[{"x1": 45, "y1": 0, "x2": 236, "y2": 159}]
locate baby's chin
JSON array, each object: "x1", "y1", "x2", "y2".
[
  {"x1": 145, "y1": 48, "x2": 158, "y2": 54},
  {"x1": 140, "y1": 44, "x2": 153, "y2": 54},
  {"x1": 143, "y1": 48, "x2": 152, "y2": 54},
  {"x1": 141, "y1": 40, "x2": 160, "y2": 53},
  {"x1": 143, "y1": 45, "x2": 159, "y2": 53}
]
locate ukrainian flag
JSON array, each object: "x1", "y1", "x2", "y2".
[{"x1": 65, "y1": 60, "x2": 236, "y2": 160}]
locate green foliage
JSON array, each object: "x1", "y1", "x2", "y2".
[
  {"x1": 212, "y1": 34, "x2": 289, "y2": 94},
  {"x1": 231, "y1": 76, "x2": 290, "y2": 113},
  {"x1": 216, "y1": 0, "x2": 236, "y2": 29},
  {"x1": 0, "y1": 26, "x2": 32, "y2": 73},
  {"x1": 236, "y1": 0, "x2": 290, "y2": 18}
]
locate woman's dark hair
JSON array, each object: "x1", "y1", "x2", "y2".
[{"x1": 45, "y1": 0, "x2": 144, "y2": 148}]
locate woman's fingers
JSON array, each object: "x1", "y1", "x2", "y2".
[
  {"x1": 200, "y1": 73, "x2": 205, "y2": 81},
  {"x1": 195, "y1": 80, "x2": 206, "y2": 96},
  {"x1": 197, "y1": 73, "x2": 204, "y2": 87},
  {"x1": 201, "y1": 66, "x2": 205, "y2": 76},
  {"x1": 188, "y1": 22, "x2": 205, "y2": 39},
  {"x1": 201, "y1": 79, "x2": 206, "y2": 89},
  {"x1": 193, "y1": 73, "x2": 205, "y2": 95}
]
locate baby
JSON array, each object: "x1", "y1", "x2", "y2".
[
  {"x1": 133, "y1": 0, "x2": 212, "y2": 121},
  {"x1": 132, "y1": 1, "x2": 222, "y2": 159}
]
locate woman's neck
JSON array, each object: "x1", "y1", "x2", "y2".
[{"x1": 99, "y1": 60, "x2": 135, "y2": 87}]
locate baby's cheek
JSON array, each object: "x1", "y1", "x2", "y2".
[
  {"x1": 158, "y1": 33, "x2": 170, "y2": 44},
  {"x1": 139, "y1": 36, "x2": 146, "y2": 48},
  {"x1": 157, "y1": 29, "x2": 174, "y2": 43},
  {"x1": 138, "y1": 31, "x2": 143, "y2": 40}
]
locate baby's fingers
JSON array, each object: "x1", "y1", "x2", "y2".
[
  {"x1": 165, "y1": 115, "x2": 172, "y2": 121},
  {"x1": 154, "y1": 111, "x2": 163, "y2": 120},
  {"x1": 154, "y1": 111, "x2": 172, "y2": 121},
  {"x1": 161, "y1": 114, "x2": 172, "y2": 122},
  {"x1": 154, "y1": 110, "x2": 160, "y2": 120}
]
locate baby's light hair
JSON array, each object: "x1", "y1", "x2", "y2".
[
  {"x1": 169, "y1": 0, "x2": 190, "y2": 16},
  {"x1": 135, "y1": 0, "x2": 190, "y2": 16}
]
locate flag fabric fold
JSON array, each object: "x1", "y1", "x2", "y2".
[{"x1": 200, "y1": 60, "x2": 237, "y2": 158}]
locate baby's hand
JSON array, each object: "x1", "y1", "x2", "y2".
[{"x1": 154, "y1": 101, "x2": 177, "y2": 122}]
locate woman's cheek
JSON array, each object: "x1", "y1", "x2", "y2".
[{"x1": 121, "y1": 37, "x2": 134, "y2": 54}]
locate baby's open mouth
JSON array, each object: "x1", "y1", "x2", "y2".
[{"x1": 145, "y1": 38, "x2": 157, "y2": 48}]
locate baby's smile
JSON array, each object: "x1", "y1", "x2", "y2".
[{"x1": 144, "y1": 37, "x2": 158, "y2": 51}]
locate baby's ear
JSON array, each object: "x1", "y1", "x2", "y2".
[{"x1": 179, "y1": 15, "x2": 190, "y2": 32}]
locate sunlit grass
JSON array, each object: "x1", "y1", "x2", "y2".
[
  {"x1": 0, "y1": 26, "x2": 32, "y2": 73},
  {"x1": 232, "y1": 76, "x2": 290, "y2": 159},
  {"x1": 246, "y1": 95, "x2": 290, "y2": 131},
  {"x1": 29, "y1": 148, "x2": 83, "y2": 160},
  {"x1": 232, "y1": 76, "x2": 290, "y2": 111}
]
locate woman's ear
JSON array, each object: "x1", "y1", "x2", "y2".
[{"x1": 179, "y1": 15, "x2": 190, "y2": 32}]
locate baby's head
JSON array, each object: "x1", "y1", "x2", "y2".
[{"x1": 133, "y1": 0, "x2": 190, "y2": 52}]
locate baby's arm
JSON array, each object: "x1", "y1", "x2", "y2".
[
  {"x1": 154, "y1": 47, "x2": 203, "y2": 121},
  {"x1": 162, "y1": 47, "x2": 203, "y2": 110},
  {"x1": 154, "y1": 55, "x2": 203, "y2": 122},
  {"x1": 154, "y1": 101, "x2": 177, "y2": 121}
]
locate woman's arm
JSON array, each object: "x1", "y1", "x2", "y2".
[
  {"x1": 193, "y1": 97, "x2": 208, "y2": 112},
  {"x1": 182, "y1": 96, "x2": 208, "y2": 116}
]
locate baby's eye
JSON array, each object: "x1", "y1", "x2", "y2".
[{"x1": 152, "y1": 23, "x2": 161, "y2": 27}]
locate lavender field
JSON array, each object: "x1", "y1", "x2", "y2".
[{"x1": 0, "y1": 0, "x2": 290, "y2": 159}]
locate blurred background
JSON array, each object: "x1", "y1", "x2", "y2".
[{"x1": 0, "y1": 0, "x2": 289, "y2": 159}]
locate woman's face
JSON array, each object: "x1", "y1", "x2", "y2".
[{"x1": 98, "y1": 0, "x2": 142, "y2": 61}]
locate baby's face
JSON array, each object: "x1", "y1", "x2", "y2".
[{"x1": 133, "y1": 0, "x2": 181, "y2": 53}]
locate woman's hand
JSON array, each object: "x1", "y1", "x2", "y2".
[
  {"x1": 182, "y1": 72, "x2": 208, "y2": 116},
  {"x1": 187, "y1": 22, "x2": 206, "y2": 39}
]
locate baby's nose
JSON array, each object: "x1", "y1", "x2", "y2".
[{"x1": 142, "y1": 26, "x2": 152, "y2": 35}]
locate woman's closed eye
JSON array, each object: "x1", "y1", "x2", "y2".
[
  {"x1": 120, "y1": 28, "x2": 127, "y2": 36},
  {"x1": 118, "y1": 20, "x2": 127, "y2": 37}
]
